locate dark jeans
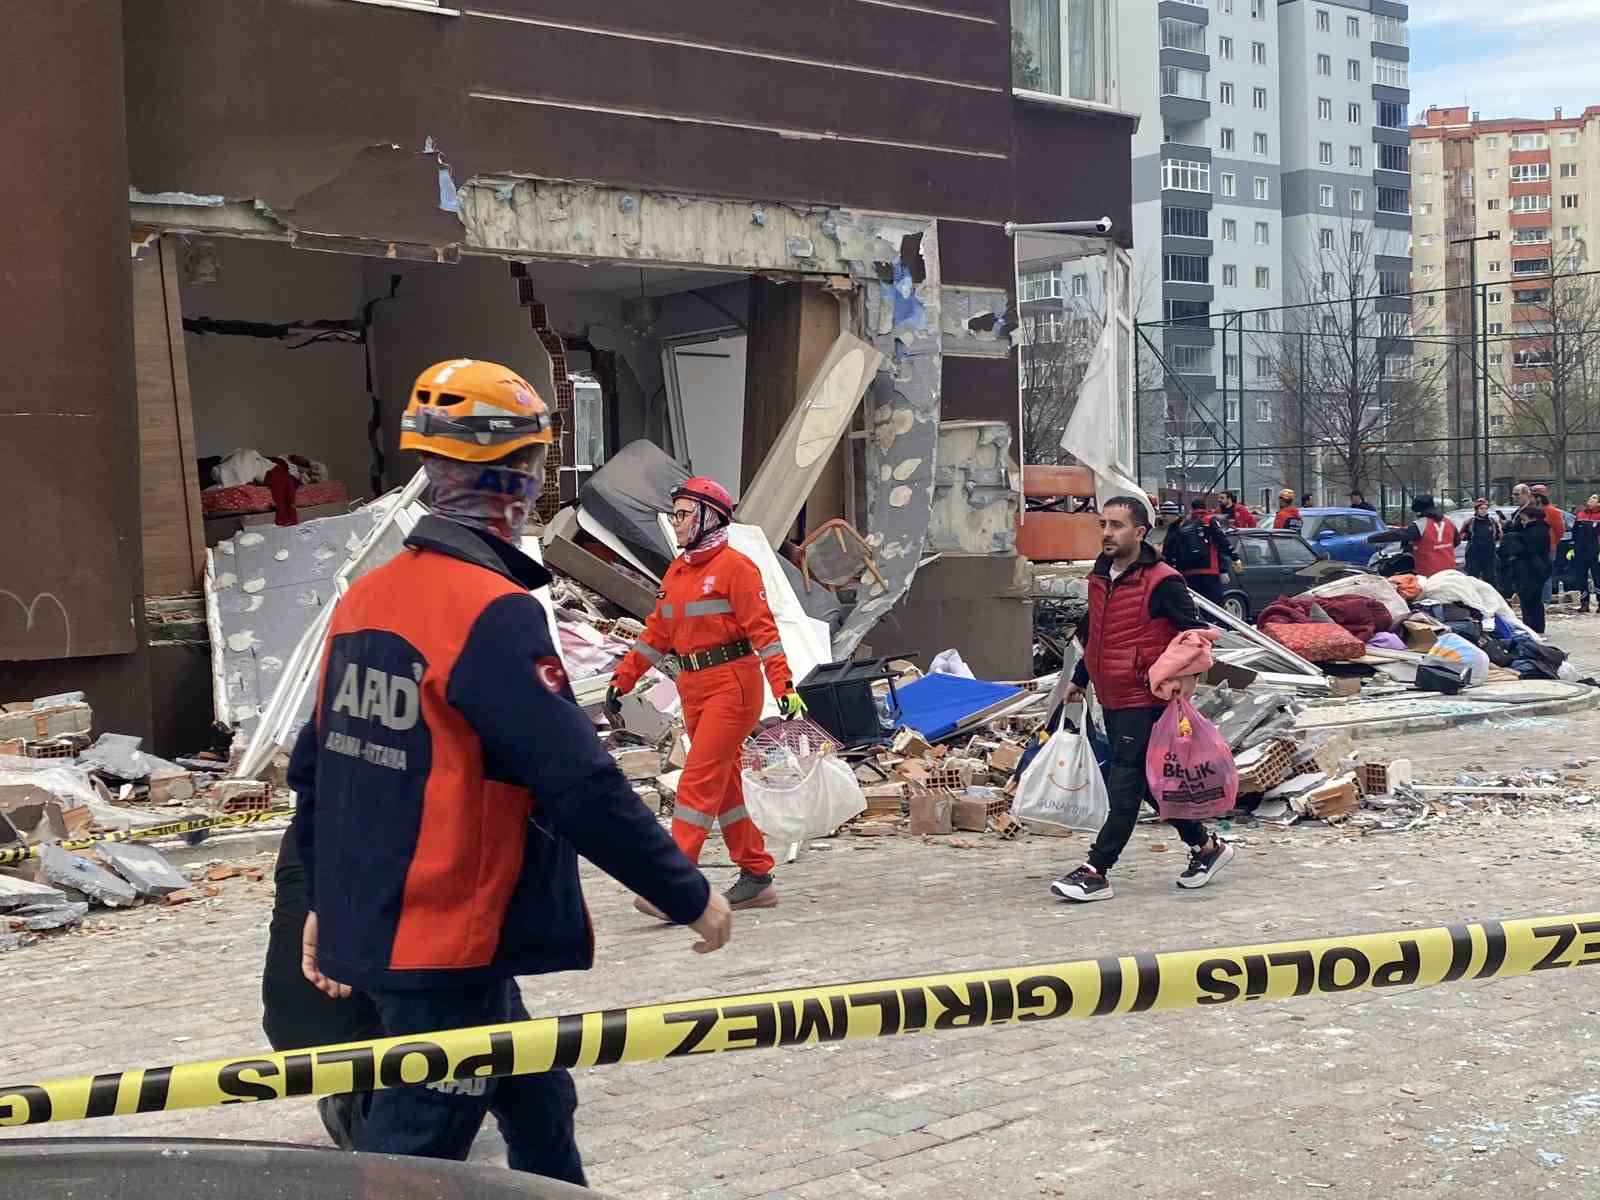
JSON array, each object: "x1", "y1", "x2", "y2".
[
  {"x1": 1577, "y1": 555, "x2": 1600, "y2": 602},
  {"x1": 1088, "y1": 705, "x2": 1209, "y2": 873},
  {"x1": 263, "y1": 829, "x2": 382, "y2": 1052},
  {"x1": 1464, "y1": 549, "x2": 1497, "y2": 590},
  {"x1": 1185, "y1": 573, "x2": 1226, "y2": 606},
  {"x1": 360, "y1": 981, "x2": 586, "y2": 1185},
  {"x1": 1517, "y1": 566, "x2": 1549, "y2": 635}
]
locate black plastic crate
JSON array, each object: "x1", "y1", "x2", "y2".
[{"x1": 796, "y1": 657, "x2": 903, "y2": 747}]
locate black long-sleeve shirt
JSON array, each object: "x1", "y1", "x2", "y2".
[{"x1": 1071, "y1": 545, "x2": 1208, "y2": 688}]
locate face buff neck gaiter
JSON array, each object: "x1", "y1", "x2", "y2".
[{"x1": 422, "y1": 452, "x2": 546, "y2": 544}]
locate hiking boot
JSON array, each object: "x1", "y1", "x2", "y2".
[
  {"x1": 723, "y1": 870, "x2": 778, "y2": 910},
  {"x1": 633, "y1": 895, "x2": 671, "y2": 921},
  {"x1": 1050, "y1": 864, "x2": 1112, "y2": 902},
  {"x1": 1582, "y1": 600, "x2": 1592, "y2": 614},
  {"x1": 317, "y1": 1093, "x2": 361, "y2": 1151},
  {"x1": 1177, "y1": 837, "x2": 1235, "y2": 890}
]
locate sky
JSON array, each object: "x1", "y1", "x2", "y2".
[{"x1": 1409, "y1": 1, "x2": 1595, "y2": 123}]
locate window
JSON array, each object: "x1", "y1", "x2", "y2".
[
  {"x1": 1253, "y1": 87, "x2": 1269, "y2": 111},
  {"x1": 1374, "y1": 15, "x2": 1407, "y2": 45},
  {"x1": 1218, "y1": 0, "x2": 1232, "y2": 10},
  {"x1": 1513, "y1": 258, "x2": 1552, "y2": 275},
  {"x1": 1255, "y1": 355, "x2": 1273, "y2": 378},
  {"x1": 1220, "y1": 172, "x2": 1237, "y2": 197},
  {"x1": 1510, "y1": 163, "x2": 1550, "y2": 182},
  {"x1": 1221, "y1": 217, "x2": 1237, "y2": 242},
  {"x1": 1515, "y1": 381, "x2": 1537, "y2": 397},
  {"x1": 1219, "y1": 127, "x2": 1236, "y2": 151},
  {"x1": 1162, "y1": 158, "x2": 1211, "y2": 192},
  {"x1": 1347, "y1": 102, "x2": 1362, "y2": 125},
  {"x1": 1160, "y1": 17, "x2": 1207, "y2": 53},
  {"x1": 1318, "y1": 97, "x2": 1333, "y2": 121},
  {"x1": 1489, "y1": 351, "x2": 1504, "y2": 366},
  {"x1": 1351, "y1": 230, "x2": 1363, "y2": 253},
  {"x1": 1171, "y1": 345, "x2": 1212, "y2": 373},
  {"x1": 1316, "y1": 9, "x2": 1330, "y2": 32},
  {"x1": 1374, "y1": 58, "x2": 1407, "y2": 87},
  {"x1": 1319, "y1": 184, "x2": 1334, "y2": 208},
  {"x1": 1321, "y1": 271, "x2": 1334, "y2": 294},
  {"x1": 1020, "y1": 269, "x2": 1063, "y2": 301},
  {"x1": 1381, "y1": 144, "x2": 1410, "y2": 176},
  {"x1": 1486, "y1": 167, "x2": 1500, "y2": 179},
  {"x1": 1010, "y1": 0, "x2": 1117, "y2": 105},
  {"x1": 1350, "y1": 187, "x2": 1364, "y2": 212},
  {"x1": 1420, "y1": 234, "x2": 1436, "y2": 247},
  {"x1": 1165, "y1": 298, "x2": 1210, "y2": 325},
  {"x1": 1562, "y1": 193, "x2": 1580, "y2": 209},
  {"x1": 1254, "y1": 132, "x2": 1269, "y2": 157},
  {"x1": 1225, "y1": 354, "x2": 1240, "y2": 379},
  {"x1": 1419, "y1": 263, "x2": 1439, "y2": 276},
  {"x1": 1512, "y1": 194, "x2": 1552, "y2": 212},
  {"x1": 1485, "y1": 136, "x2": 1501, "y2": 150},
  {"x1": 1164, "y1": 254, "x2": 1210, "y2": 283},
  {"x1": 1220, "y1": 82, "x2": 1235, "y2": 106},
  {"x1": 1379, "y1": 269, "x2": 1406, "y2": 295},
  {"x1": 1252, "y1": 41, "x2": 1267, "y2": 65},
  {"x1": 1512, "y1": 227, "x2": 1549, "y2": 244},
  {"x1": 1487, "y1": 199, "x2": 1501, "y2": 211},
  {"x1": 1250, "y1": 0, "x2": 1265, "y2": 18},
  {"x1": 1562, "y1": 225, "x2": 1581, "y2": 242},
  {"x1": 1223, "y1": 397, "x2": 1241, "y2": 423},
  {"x1": 1489, "y1": 260, "x2": 1502, "y2": 272},
  {"x1": 1319, "y1": 227, "x2": 1333, "y2": 250},
  {"x1": 1560, "y1": 130, "x2": 1579, "y2": 147},
  {"x1": 1160, "y1": 67, "x2": 1207, "y2": 100},
  {"x1": 1513, "y1": 133, "x2": 1549, "y2": 151},
  {"x1": 1378, "y1": 101, "x2": 1407, "y2": 130},
  {"x1": 1164, "y1": 206, "x2": 1209, "y2": 238},
  {"x1": 1217, "y1": 34, "x2": 1234, "y2": 59},
  {"x1": 1254, "y1": 220, "x2": 1269, "y2": 244},
  {"x1": 1319, "y1": 141, "x2": 1333, "y2": 165},
  {"x1": 1346, "y1": 58, "x2": 1361, "y2": 81},
  {"x1": 1346, "y1": 14, "x2": 1361, "y2": 37},
  {"x1": 1221, "y1": 263, "x2": 1238, "y2": 287},
  {"x1": 1170, "y1": 436, "x2": 1219, "y2": 470},
  {"x1": 1316, "y1": 53, "x2": 1332, "y2": 76},
  {"x1": 1071, "y1": 273, "x2": 1088, "y2": 297},
  {"x1": 1349, "y1": 145, "x2": 1363, "y2": 169},
  {"x1": 1417, "y1": 202, "x2": 1432, "y2": 215},
  {"x1": 1378, "y1": 186, "x2": 1410, "y2": 214},
  {"x1": 1255, "y1": 266, "x2": 1271, "y2": 289},
  {"x1": 1256, "y1": 311, "x2": 1272, "y2": 331},
  {"x1": 1560, "y1": 162, "x2": 1580, "y2": 178},
  {"x1": 1254, "y1": 177, "x2": 1269, "y2": 201},
  {"x1": 1257, "y1": 398, "x2": 1273, "y2": 422}
]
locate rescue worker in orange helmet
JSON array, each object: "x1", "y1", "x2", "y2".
[{"x1": 606, "y1": 476, "x2": 803, "y2": 913}]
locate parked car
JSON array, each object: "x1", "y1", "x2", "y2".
[
  {"x1": 1219, "y1": 529, "x2": 1366, "y2": 621},
  {"x1": 1297, "y1": 507, "x2": 1394, "y2": 566}
]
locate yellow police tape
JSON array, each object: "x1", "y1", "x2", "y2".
[
  {"x1": 0, "y1": 808, "x2": 292, "y2": 868},
  {"x1": 3, "y1": 911, "x2": 1597, "y2": 1127}
]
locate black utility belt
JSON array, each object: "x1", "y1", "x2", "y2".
[{"x1": 679, "y1": 639, "x2": 754, "y2": 672}]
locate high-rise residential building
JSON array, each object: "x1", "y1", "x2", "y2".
[
  {"x1": 1122, "y1": 0, "x2": 1412, "y2": 505},
  {"x1": 1411, "y1": 104, "x2": 1600, "y2": 495}
]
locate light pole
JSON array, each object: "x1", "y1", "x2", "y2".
[{"x1": 1450, "y1": 229, "x2": 1500, "y2": 501}]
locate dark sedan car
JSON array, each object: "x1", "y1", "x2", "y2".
[{"x1": 1218, "y1": 529, "x2": 1366, "y2": 621}]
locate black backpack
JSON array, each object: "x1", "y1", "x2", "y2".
[{"x1": 1171, "y1": 521, "x2": 1213, "y2": 571}]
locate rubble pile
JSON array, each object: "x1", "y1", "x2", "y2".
[{"x1": 0, "y1": 692, "x2": 293, "y2": 953}]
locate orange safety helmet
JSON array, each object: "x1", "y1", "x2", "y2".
[{"x1": 399, "y1": 359, "x2": 555, "y2": 464}]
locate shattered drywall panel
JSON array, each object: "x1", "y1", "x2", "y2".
[
  {"x1": 928, "y1": 421, "x2": 1020, "y2": 555},
  {"x1": 829, "y1": 216, "x2": 942, "y2": 658},
  {"x1": 208, "y1": 511, "x2": 385, "y2": 731},
  {"x1": 939, "y1": 286, "x2": 1013, "y2": 358},
  {"x1": 461, "y1": 178, "x2": 854, "y2": 274}
]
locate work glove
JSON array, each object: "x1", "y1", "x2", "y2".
[
  {"x1": 604, "y1": 685, "x2": 623, "y2": 718},
  {"x1": 777, "y1": 689, "x2": 807, "y2": 720}
]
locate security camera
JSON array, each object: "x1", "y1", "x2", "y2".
[
  {"x1": 1003, "y1": 216, "x2": 1116, "y2": 237},
  {"x1": 1091, "y1": 215, "x2": 1114, "y2": 235}
]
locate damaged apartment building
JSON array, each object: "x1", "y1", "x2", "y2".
[{"x1": 3, "y1": 1, "x2": 1134, "y2": 753}]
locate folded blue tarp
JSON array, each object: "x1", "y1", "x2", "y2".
[{"x1": 894, "y1": 673, "x2": 1023, "y2": 741}]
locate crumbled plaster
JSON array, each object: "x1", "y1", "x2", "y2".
[
  {"x1": 928, "y1": 421, "x2": 1021, "y2": 556},
  {"x1": 940, "y1": 286, "x2": 1014, "y2": 357}
]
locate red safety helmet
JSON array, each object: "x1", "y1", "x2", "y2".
[
  {"x1": 671, "y1": 476, "x2": 734, "y2": 522},
  {"x1": 1532, "y1": 484, "x2": 1550, "y2": 497}
]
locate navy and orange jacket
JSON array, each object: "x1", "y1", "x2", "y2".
[
  {"x1": 612, "y1": 542, "x2": 791, "y2": 698},
  {"x1": 287, "y1": 516, "x2": 709, "y2": 991}
]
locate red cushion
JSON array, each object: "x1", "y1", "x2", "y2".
[
  {"x1": 203, "y1": 480, "x2": 348, "y2": 515},
  {"x1": 1259, "y1": 621, "x2": 1366, "y2": 663}
]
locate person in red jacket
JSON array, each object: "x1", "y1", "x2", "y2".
[
  {"x1": 1053, "y1": 496, "x2": 1235, "y2": 904},
  {"x1": 1272, "y1": 488, "x2": 1303, "y2": 531},
  {"x1": 608, "y1": 477, "x2": 803, "y2": 913},
  {"x1": 1217, "y1": 490, "x2": 1257, "y2": 528}
]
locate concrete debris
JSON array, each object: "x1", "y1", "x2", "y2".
[
  {"x1": 7, "y1": 898, "x2": 89, "y2": 932},
  {"x1": 78, "y1": 733, "x2": 185, "y2": 785},
  {"x1": 92, "y1": 842, "x2": 190, "y2": 898},
  {"x1": 36, "y1": 845, "x2": 138, "y2": 908},
  {"x1": 0, "y1": 697, "x2": 92, "y2": 743}
]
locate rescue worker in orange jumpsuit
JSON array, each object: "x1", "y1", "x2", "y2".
[{"x1": 606, "y1": 477, "x2": 804, "y2": 913}]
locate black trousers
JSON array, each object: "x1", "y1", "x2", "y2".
[
  {"x1": 1088, "y1": 706, "x2": 1209, "y2": 873},
  {"x1": 263, "y1": 829, "x2": 382, "y2": 1052},
  {"x1": 1185, "y1": 573, "x2": 1226, "y2": 605},
  {"x1": 1464, "y1": 548, "x2": 1497, "y2": 589},
  {"x1": 1517, "y1": 566, "x2": 1549, "y2": 635},
  {"x1": 1576, "y1": 555, "x2": 1600, "y2": 601}
]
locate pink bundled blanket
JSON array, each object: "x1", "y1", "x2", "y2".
[{"x1": 1149, "y1": 628, "x2": 1221, "y2": 701}]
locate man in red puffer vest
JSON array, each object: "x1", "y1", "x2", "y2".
[{"x1": 1053, "y1": 496, "x2": 1236, "y2": 904}]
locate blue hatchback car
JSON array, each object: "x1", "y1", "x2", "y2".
[{"x1": 1296, "y1": 507, "x2": 1393, "y2": 566}]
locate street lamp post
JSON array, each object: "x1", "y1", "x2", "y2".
[{"x1": 1450, "y1": 229, "x2": 1500, "y2": 501}]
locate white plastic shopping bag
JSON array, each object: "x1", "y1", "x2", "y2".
[
  {"x1": 739, "y1": 720, "x2": 867, "y2": 842},
  {"x1": 1012, "y1": 702, "x2": 1110, "y2": 833}
]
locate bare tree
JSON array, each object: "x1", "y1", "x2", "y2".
[
  {"x1": 1258, "y1": 211, "x2": 1449, "y2": 499},
  {"x1": 1494, "y1": 256, "x2": 1600, "y2": 503},
  {"x1": 1018, "y1": 300, "x2": 1102, "y2": 467}
]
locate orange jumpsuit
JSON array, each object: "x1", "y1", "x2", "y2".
[{"x1": 612, "y1": 543, "x2": 792, "y2": 874}]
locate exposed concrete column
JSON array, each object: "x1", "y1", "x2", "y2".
[{"x1": 0, "y1": 2, "x2": 152, "y2": 734}]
